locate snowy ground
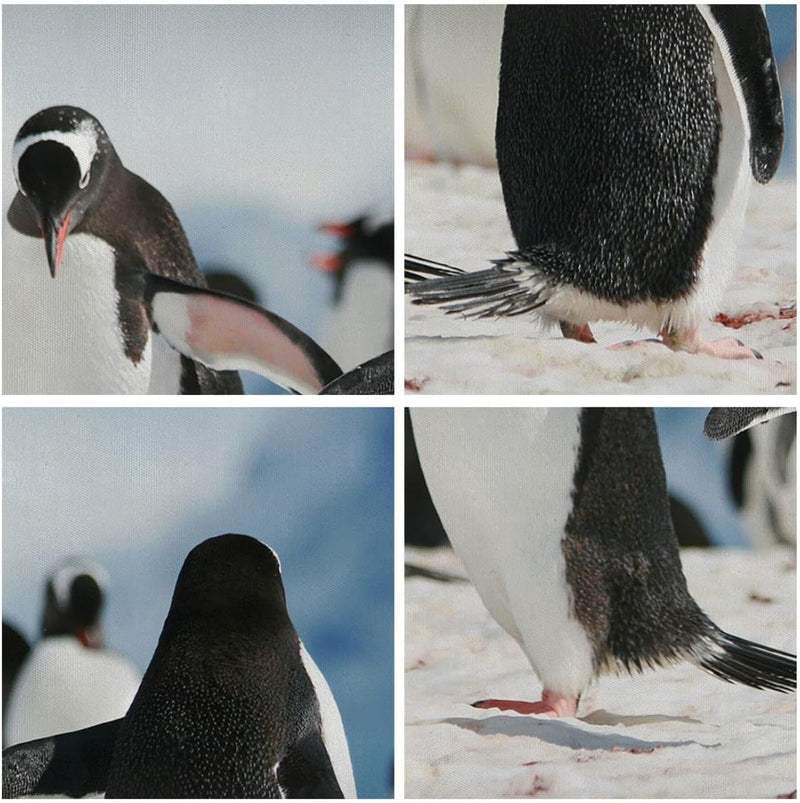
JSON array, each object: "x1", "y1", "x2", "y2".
[
  {"x1": 405, "y1": 545, "x2": 796, "y2": 798},
  {"x1": 405, "y1": 162, "x2": 796, "y2": 394}
]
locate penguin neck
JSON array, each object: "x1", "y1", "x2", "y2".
[{"x1": 79, "y1": 158, "x2": 205, "y2": 286}]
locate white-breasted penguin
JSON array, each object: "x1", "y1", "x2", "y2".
[
  {"x1": 410, "y1": 408, "x2": 795, "y2": 717},
  {"x1": 2, "y1": 534, "x2": 357, "y2": 798},
  {"x1": 407, "y1": 6, "x2": 784, "y2": 359},
  {"x1": 146, "y1": 274, "x2": 393, "y2": 393},
  {"x1": 8, "y1": 105, "x2": 243, "y2": 393},
  {"x1": 705, "y1": 407, "x2": 796, "y2": 547},
  {"x1": 314, "y1": 213, "x2": 394, "y2": 373}
]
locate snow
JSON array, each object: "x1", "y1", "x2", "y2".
[
  {"x1": 405, "y1": 162, "x2": 796, "y2": 394},
  {"x1": 405, "y1": 545, "x2": 796, "y2": 798}
]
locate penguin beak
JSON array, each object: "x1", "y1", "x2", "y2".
[
  {"x1": 44, "y1": 210, "x2": 73, "y2": 278},
  {"x1": 319, "y1": 221, "x2": 356, "y2": 238}
]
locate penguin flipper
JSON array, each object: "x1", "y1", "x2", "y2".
[
  {"x1": 6, "y1": 192, "x2": 41, "y2": 237},
  {"x1": 2, "y1": 718, "x2": 121, "y2": 798},
  {"x1": 703, "y1": 6, "x2": 784, "y2": 183},
  {"x1": 278, "y1": 730, "x2": 345, "y2": 799},
  {"x1": 146, "y1": 275, "x2": 342, "y2": 394},
  {"x1": 703, "y1": 407, "x2": 794, "y2": 440},
  {"x1": 320, "y1": 350, "x2": 394, "y2": 395}
]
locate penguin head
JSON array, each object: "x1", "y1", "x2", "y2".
[
  {"x1": 41, "y1": 557, "x2": 109, "y2": 645},
  {"x1": 12, "y1": 106, "x2": 114, "y2": 277},
  {"x1": 167, "y1": 534, "x2": 290, "y2": 633}
]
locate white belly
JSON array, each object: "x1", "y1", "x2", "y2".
[
  {"x1": 3, "y1": 228, "x2": 155, "y2": 393},
  {"x1": 410, "y1": 407, "x2": 596, "y2": 696}
]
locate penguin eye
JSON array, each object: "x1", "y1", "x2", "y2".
[{"x1": 79, "y1": 170, "x2": 91, "y2": 189}]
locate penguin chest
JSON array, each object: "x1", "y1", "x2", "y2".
[
  {"x1": 319, "y1": 260, "x2": 394, "y2": 372},
  {"x1": 411, "y1": 408, "x2": 596, "y2": 695},
  {"x1": 5, "y1": 230, "x2": 154, "y2": 393}
]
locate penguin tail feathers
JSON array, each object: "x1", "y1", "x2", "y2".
[
  {"x1": 405, "y1": 253, "x2": 552, "y2": 318},
  {"x1": 404, "y1": 254, "x2": 466, "y2": 282},
  {"x1": 696, "y1": 630, "x2": 796, "y2": 693}
]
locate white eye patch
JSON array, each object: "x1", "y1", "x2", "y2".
[{"x1": 13, "y1": 117, "x2": 99, "y2": 190}]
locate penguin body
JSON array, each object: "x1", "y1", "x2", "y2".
[
  {"x1": 8, "y1": 106, "x2": 242, "y2": 394},
  {"x1": 410, "y1": 408, "x2": 795, "y2": 716},
  {"x1": 407, "y1": 6, "x2": 783, "y2": 357},
  {"x1": 2, "y1": 535, "x2": 356, "y2": 798}
]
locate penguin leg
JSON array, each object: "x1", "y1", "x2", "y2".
[
  {"x1": 560, "y1": 322, "x2": 596, "y2": 343},
  {"x1": 472, "y1": 689, "x2": 578, "y2": 717},
  {"x1": 659, "y1": 326, "x2": 763, "y2": 360}
]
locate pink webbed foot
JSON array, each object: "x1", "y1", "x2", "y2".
[
  {"x1": 560, "y1": 322, "x2": 596, "y2": 344},
  {"x1": 609, "y1": 327, "x2": 762, "y2": 360},
  {"x1": 660, "y1": 326, "x2": 763, "y2": 360},
  {"x1": 472, "y1": 689, "x2": 578, "y2": 718}
]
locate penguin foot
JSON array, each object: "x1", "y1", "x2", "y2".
[
  {"x1": 609, "y1": 331, "x2": 762, "y2": 359},
  {"x1": 560, "y1": 322, "x2": 596, "y2": 343},
  {"x1": 660, "y1": 328, "x2": 763, "y2": 359},
  {"x1": 472, "y1": 690, "x2": 578, "y2": 717}
]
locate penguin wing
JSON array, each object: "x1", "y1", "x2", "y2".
[
  {"x1": 277, "y1": 730, "x2": 345, "y2": 799},
  {"x1": 2, "y1": 718, "x2": 121, "y2": 798},
  {"x1": 320, "y1": 350, "x2": 394, "y2": 394},
  {"x1": 703, "y1": 407, "x2": 794, "y2": 440},
  {"x1": 701, "y1": 6, "x2": 784, "y2": 183},
  {"x1": 145, "y1": 275, "x2": 343, "y2": 394},
  {"x1": 6, "y1": 192, "x2": 41, "y2": 237}
]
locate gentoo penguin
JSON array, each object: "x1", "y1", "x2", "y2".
[
  {"x1": 407, "y1": 7, "x2": 784, "y2": 359},
  {"x1": 405, "y1": 6, "x2": 504, "y2": 165},
  {"x1": 410, "y1": 408, "x2": 795, "y2": 717},
  {"x1": 146, "y1": 274, "x2": 393, "y2": 393},
  {"x1": 705, "y1": 407, "x2": 796, "y2": 547},
  {"x1": 8, "y1": 105, "x2": 243, "y2": 393},
  {"x1": 2, "y1": 535, "x2": 357, "y2": 798},
  {"x1": 314, "y1": 215, "x2": 393, "y2": 303},
  {"x1": 315, "y1": 213, "x2": 394, "y2": 373},
  {"x1": 4, "y1": 558, "x2": 141, "y2": 748}
]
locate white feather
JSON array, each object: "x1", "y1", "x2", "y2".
[{"x1": 410, "y1": 408, "x2": 596, "y2": 698}]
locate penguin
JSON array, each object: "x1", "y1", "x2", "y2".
[
  {"x1": 314, "y1": 215, "x2": 393, "y2": 303},
  {"x1": 314, "y1": 213, "x2": 394, "y2": 373},
  {"x1": 2, "y1": 534, "x2": 357, "y2": 798},
  {"x1": 705, "y1": 407, "x2": 796, "y2": 547},
  {"x1": 406, "y1": 6, "x2": 784, "y2": 359},
  {"x1": 8, "y1": 105, "x2": 243, "y2": 393},
  {"x1": 4, "y1": 558, "x2": 141, "y2": 748},
  {"x1": 146, "y1": 274, "x2": 393, "y2": 394},
  {"x1": 409, "y1": 408, "x2": 795, "y2": 717},
  {"x1": 405, "y1": 5, "x2": 504, "y2": 166}
]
